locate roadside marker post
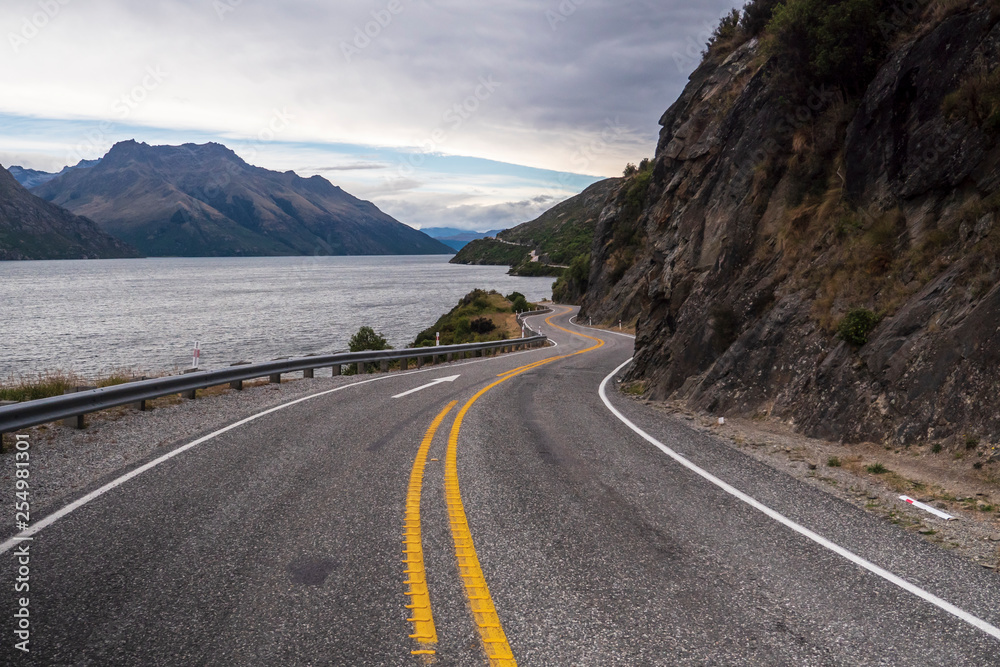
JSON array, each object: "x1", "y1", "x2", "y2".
[
  {"x1": 900, "y1": 496, "x2": 955, "y2": 521},
  {"x1": 435, "y1": 332, "x2": 440, "y2": 346},
  {"x1": 192, "y1": 341, "x2": 200, "y2": 369}
]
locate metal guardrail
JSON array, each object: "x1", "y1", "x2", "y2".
[{"x1": 0, "y1": 334, "x2": 547, "y2": 438}]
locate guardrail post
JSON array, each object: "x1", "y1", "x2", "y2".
[
  {"x1": 183, "y1": 388, "x2": 197, "y2": 400},
  {"x1": 332, "y1": 364, "x2": 341, "y2": 376},
  {"x1": 380, "y1": 360, "x2": 389, "y2": 373},
  {"x1": 446, "y1": 353, "x2": 453, "y2": 362},
  {"x1": 400, "y1": 358, "x2": 409, "y2": 371},
  {"x1": 416, "y1": 356, "x2": 424, "y2": 369},
  {"x1": 129, "y1": 379, "x2": 147, "y2": 409},
  {"x1": 230, "y1": 380, "x2": 243, "y2": 391},
  {"x1": 269, "y1": 373, "x2": 282, "y2": 384},
  {"x1": 61, "y1": 387, "x2": 91, "y2": 428},
  {"x1": 357, "y1": 361, "x2": 365, "y2": 374},
  {"x1": 303, "y1": 369, "x2": 314, "y2": 379}
]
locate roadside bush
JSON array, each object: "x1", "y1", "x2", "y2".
[
  {"x1": 837, "y1": 308, "x2": 881, "y2": 346},
  {"x1": 510, "y1": 295, "x2": 530, "y2": 313},
  {"x1": 505, "y1": 291, "x2": 525, "y2": 304},
  {"x1": 348, "y1": 326, "x2": 392, "y2": 352}
]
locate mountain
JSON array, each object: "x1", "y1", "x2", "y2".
[
  {"x1": 450, "y1": 178, "x2": 621, "y2": 276},
  {"x1": 9, "y1": 159, "x2": 101, "y2": 189},
  {"x1": 575, "y1": 0, "x2": 1000, "y2": 446},
  {"x1": 421, "y1": 227, "x2": 503, "y2": 251},
  {"x1": 31, "y1": 141, "x2": 453, "y2": 257},
  {"x1": 0, "y1": 163, "x2": 139, "y2": 260}
]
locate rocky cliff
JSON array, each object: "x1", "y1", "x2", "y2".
[
  {"x1": 581, "y1": 1, "x2": 1000, "y2": 446},
  {"x1": 0, "y1": 164, "x2": 138, "y2": 260},
  {"x1": 32, "y1": 141, "x2": 452, "y2": 257}
]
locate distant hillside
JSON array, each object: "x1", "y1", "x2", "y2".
[
  {"x1": 8, "y1": 159, "x2": 100, "y2": 189},
  {"x1": 32, "y1": 141, "x2": 452, "y2": 257},
  {"x1": 421, "y1": 227, "x2": 503, "y2": 250},
  {"x1": 451, "y1": 178, "x2": 621, "y2": 280},
  {"x1": 0, "y1": 164, "x2": 138, "y2": 260}
]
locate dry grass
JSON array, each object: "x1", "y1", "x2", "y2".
[{"x1": 0, "y1": 368, "x2": 149, "y2": 402}]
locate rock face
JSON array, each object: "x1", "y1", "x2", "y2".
[
  {"x1": 0, "y1": 164, "x2": 138, "y2": 260},
  {"x1": 32, "y1": 141, "x2": 452, "y2": 257},
  {"x1": 581, "y1": 6, "x2": 1000, "y2": 445}
]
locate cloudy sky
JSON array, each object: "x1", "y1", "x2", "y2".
[{"x1": 1, "y1": 0, "x2": 740, "y2": 231}]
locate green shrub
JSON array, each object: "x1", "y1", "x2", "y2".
[
  {"x1": 470, "y1": 317, "x2": 496, "y2": 334},
  {"x1": 553, "y1": 253, "x2": 591, "y2": 304},
  {"x1": 837, "y1": 308, "x2": 880, "y2": 346},
  {"x1": 866, "y1": 462, "x2": 888, "y2": 474},
  {"x1": 349, "y1": 326, "x2": 391, "y2": 352},
  {"x1": 931, "y1": 443, "x2": 943, "y2": 454},
  {"x1": 764, "y1": 0, "x2": 893, "y2": 96},
  {"x1": 827, "y1": 456, "x2": 842, "y2": 467},
  {"x1": 511, "y1": 295, "x2": 530, "y2": 312},
  {"x1": 624, "y1": 169, "x2": 653, "y2": 213},
  {"x1": 740, "y1": 0, "x2": 783, "y2": 37},
  {"x1": 943, "y1": 67, "x2": 1000, "y2": 134}
]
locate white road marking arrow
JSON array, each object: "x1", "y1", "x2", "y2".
[{"x1": 392, "y1": 375, "x2": 460, "y2": 399}]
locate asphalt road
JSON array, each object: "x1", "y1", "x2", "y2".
[{"x1": 2, "y1": 306, "x2": 999, "y2": 665}]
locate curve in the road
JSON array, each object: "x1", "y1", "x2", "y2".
[
  {"x1": 0, "y1": 344, "x2": 551, "y2": 557},
  {"x1": 595, "y1": 355, "x2": 1000, "y2": 644},
  {"x1": 422, "y1": 306, "x2": 604, "y2": 665}
]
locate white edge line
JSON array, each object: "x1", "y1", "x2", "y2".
[
  {"x1": 568, "y1": 314, "x2": 636, "y2": 339},
  {"x1": 598, "y1": 357, "x2": 1000, "y2": 643},
  {"x1": 0, "y1": 343, "x2": 551, "y2": 555}
]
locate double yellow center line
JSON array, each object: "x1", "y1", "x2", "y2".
[{"x1": 403, "y1": 309, "x2": 605, "y2": 664}]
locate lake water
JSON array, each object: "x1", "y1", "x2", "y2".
[{"x1": 0, "y1": 256, "x2": 556, "y2": 379}]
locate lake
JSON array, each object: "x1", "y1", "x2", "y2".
[{"x1": 0, "y1": 255, "x2": 556, "y2": 379}]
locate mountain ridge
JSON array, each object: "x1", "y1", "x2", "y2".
[
  {"x1": 32, "y1": 141, "x2": 452, "y2": 257},
  {"x1": 0, "y1": 164, "x2": 139, "y2": 260}
]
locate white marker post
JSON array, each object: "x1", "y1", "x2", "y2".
[
  {"x1": 192, "y1": 341, "x2": 200, "y2": 369},
  {"x1": 521, "y1": 325, "x2": 525, "y2": 338},
  {"x1": 435, "y1": 332, "x2": 440, "y2": 346},
  {"x1": 900, "y1": 496, "x2": 955, "y2": 521}
]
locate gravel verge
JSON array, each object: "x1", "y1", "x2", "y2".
[
  {"x1": 646, "y1": 399, "x2": 1000, "y2": 573},
  {"x1": 0, "y1": 371, "x2": 373, "y2": 535}
]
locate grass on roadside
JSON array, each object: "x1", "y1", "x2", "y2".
[{"x1": 1, "y1": 369, "x2": 146, "y2": 402}]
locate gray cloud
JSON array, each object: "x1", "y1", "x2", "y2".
[
  {"x1": 380, "y1": 194, "x2": 565, "y2": 232},
  {"x1": 2, "y1": 0, "x2": 742, "y2": 223}
]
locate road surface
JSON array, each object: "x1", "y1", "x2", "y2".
[{"x1": 1, "y1": 306, "x2": 998, "y2": 665}]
